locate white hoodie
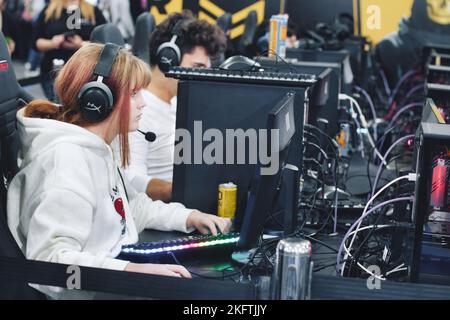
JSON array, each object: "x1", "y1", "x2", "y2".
[{"x1": 7, "y1": 108, "x2": 194, "y2": 299}]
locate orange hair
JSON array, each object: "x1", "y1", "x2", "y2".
[{"x1": 25, "y1": 43, "x2": 151, "y2": 167}]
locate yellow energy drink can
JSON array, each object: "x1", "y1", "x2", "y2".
[{"x1": 218, "y1": 182, "x2": 237, "y2": 218}]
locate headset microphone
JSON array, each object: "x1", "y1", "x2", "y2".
[{"x1": 138, "y1": 130, "x2": 157, "y2": 142}]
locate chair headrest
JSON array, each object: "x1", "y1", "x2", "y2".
[
  {"x1": 90, "y1": 24, "x2": 125, "y2": 46},
  {"x1": 217, "y1": 13, "x2": 232, "y2": 33},
  {"x1": 132, "y1": 12, "x2": 156, "y2": 63},
  {"x1": 244, "y1": 11, "x2": 257, "y2": 35},
  {"x1": 0, "y1": 31, "x2": 21, "y2": 137},
  {"x1": 240, "y1": 11, "x2": 258, "y2": 46}
]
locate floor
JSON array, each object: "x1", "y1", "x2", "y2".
[{"x1": 12, "y1": 60, "x2": 46, "y2": 99}]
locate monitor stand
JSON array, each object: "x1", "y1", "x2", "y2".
[
  {"x1": 231, "y1": 249, "x2": 260, "y2": 266},
  {"x1": 231, "y1": 234, "x2": 279, "y2": 266}
]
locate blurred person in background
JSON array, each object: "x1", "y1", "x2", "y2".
[
  {"x1": 22, "y1": 0, "x2": 46, "y2": 77},
  {"x1": 129, "y1": 0, "x2": 146, "y2": 23},
  {"x1": 125, "y1": 11, "x2": 226, "y2": 202},
  {"x1": 8, "y1": 43, "x2": 231, "y2": 299},
  {"x1": 377, "y1": 0, "x2": 450, "y2": 85},
  {"x1": 0, "y1": 0, "x2": 16, "y2": 55},
  {"x1": 96, "y1": 0, "x2": 135, "y2": 42},
  {"x1": 33, "y1": 0, "x2": 106, "y2": 101}
]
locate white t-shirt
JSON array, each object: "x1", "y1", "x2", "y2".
[{"x1": 125, "y1": 90, "x2": 177, "y2": 193}]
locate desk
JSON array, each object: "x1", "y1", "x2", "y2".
[
  {"x1": 139, "y1": 229, "x2": 247, "y2": 281},
  {"x1": 137, "y1": 229, "x2": 265, "y2": 299},
  {"x1": 138, "y1": 230, "x2": 450, "y2": 300},
  {"x1": 138, "y1": 229, "x2": 339, "y2": 279}
]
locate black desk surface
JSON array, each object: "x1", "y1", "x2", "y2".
[
  {"x1": 138, "y1": 230, "x2": 450, "y2": 300},
  {"x1": 139, "y1": 230, "x2": 243, "y2": 280}
]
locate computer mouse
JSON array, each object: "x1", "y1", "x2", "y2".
[{"x1": 219, "y1": 55, "x2": 261, "y2": 71}]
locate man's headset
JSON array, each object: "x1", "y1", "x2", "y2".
[
  {"x1": 155, "y1": 18, "x2": 191, "y2": 73},
  {"x1": 78, "y1": 43, "x2": 120, "y2": 123},
  {"x1": 77, "y1": 43, "x2": 156, "y2": 142}
]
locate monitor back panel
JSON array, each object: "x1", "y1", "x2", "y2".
[{"x1": 172, "y1": 80, "x2": 307, "y2": 215}]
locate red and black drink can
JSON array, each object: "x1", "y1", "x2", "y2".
[{"x1": 431, "y1": 157, "x2": 449, "y2": 209}]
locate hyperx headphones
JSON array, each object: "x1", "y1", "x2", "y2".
[
  {"x1": 77, "y1": 43, "x2": 121, "y2": 123},
  {"x1": 155, "y1": 18, "x2": 190, "y2": 73}
]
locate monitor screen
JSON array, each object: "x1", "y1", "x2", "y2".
[{"x1": 237, "y1": 92, "x2": 296, "y2": 249}]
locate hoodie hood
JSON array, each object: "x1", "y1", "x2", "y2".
[{"x1": 17, "y1": 107, "x2": 113, "y2": 167}]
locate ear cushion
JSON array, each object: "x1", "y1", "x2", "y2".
[
  {"x1": 78, "y1": 81, "x2": 114, "y2": 123},
  {"x1": 156, "y1": 42, "x2": 181, "y2": 73}
]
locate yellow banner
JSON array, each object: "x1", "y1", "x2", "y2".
[
  {"x1": 199, "y1": 0, "x2": 265, "y2": 39},
  {"x1": 427, "y1": 0, "x2": 450, "y2": 25},
  {"x1": 359, "y1": 0, "x2": 413, "y2": 44},
  {"x1": 149, "y1": 0, "x2": 184, "y2": 25},
  {"x1": 147, "y1": 0, "x2": 266, "y2": 40}
]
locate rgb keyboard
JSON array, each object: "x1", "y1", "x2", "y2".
[{"x1": 118, "y1": 232, "x2": 241, "y2": 263}]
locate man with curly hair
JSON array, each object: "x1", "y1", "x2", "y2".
[{"x1": 125, "y1": 11, "x2": 227, "y2": 202}]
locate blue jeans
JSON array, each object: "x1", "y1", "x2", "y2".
[
  {"x1": 41, "y1": 74, "x2": 57, "y2": 102},
  {"x1": 27, "y1": 49, "x2": 41, "y2": 70},
  {"x1": 27, "y1": 17, "x2": 42, "y2": 70}
]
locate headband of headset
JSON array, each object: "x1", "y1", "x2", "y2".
[{"x1": 77, "y1": 43, "x2": 121, "y2": 123}]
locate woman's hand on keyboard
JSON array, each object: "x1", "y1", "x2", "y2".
[
  {"x1": 125, "y1": 262, "x2": 192, "y2": 278},
  {"x1": 186, "y1": 211, "x2": 232, "y2": 235}
]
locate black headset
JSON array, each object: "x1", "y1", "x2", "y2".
[
  {"x1": 77, "y1": 43, "x2": 121, "y2": 123},
  {"x1": 155, "y1": 19, "x2": 188, "y2": 73}
]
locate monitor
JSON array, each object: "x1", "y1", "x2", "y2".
[
  {"x1": 172, "y1": 76, "x2": 308, "y2": 218},
  {"x1": 425, "y1": 83, "x2": 450, "y2": 123},
  {"x1": 236, "y1": 92, "x2": 296, "y2": 249},
  {"x1": 285, "y1": 0, "x2": 353, "y2": 36},
  {"x1": 286, "y1": 48, "x2": 353, "y2": 94},
  {"x1": 421, "y1": 98, "x2": 446, "y2": 124},
  {"x1": 258, "y1": 57, "x2": 340, "y2": 138}
]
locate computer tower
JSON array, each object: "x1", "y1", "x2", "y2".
[
  {"x1": 411, "y1": 122, "x2": 450, "y2": 285},
  {"x1": 423, "y1": 43, "x2": 450, "y2": 69},
  {"x1": 427, "y1": 65, "x2": 450, "y2": 86}
]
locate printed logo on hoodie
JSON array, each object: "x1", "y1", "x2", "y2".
[{"x1": 110, "y1": 186, "x2": 126, "y2": 235}]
